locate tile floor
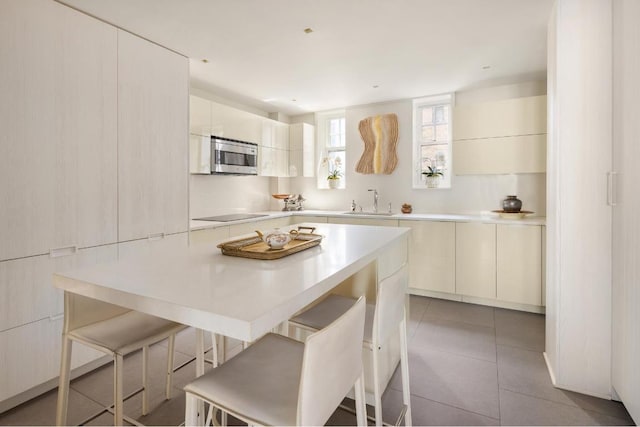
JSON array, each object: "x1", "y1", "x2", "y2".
[{"x1": 0, "y1": 296, "x2": 634, "y2": 426}]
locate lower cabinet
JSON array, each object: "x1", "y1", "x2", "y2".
[
  {"x1": 455, "y1": 222, "x2": 497, "y2": 299},
  {"x1": 0, "y1": 317, "x2": 104, "y2": 403},
  {"x1": 327, "y1": 217, "x2": 399, "y2": 227},
  {"x1": 399, "y1": 220, "x2": 455, "y2": 294},
  {"x1": 290, "y1": 215, "x2": 328, "y2": 224},
  {"x1": 497, "y1": 224, "x2": 542, "y2": 306},
  {"x1": 229, "y1": 217, "x2": 291, "y2": 236},
  {"x1": 190, "y1": 226, "x2": 231, "y2": 245}
]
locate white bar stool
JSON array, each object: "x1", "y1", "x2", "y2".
[
  {"x1": 184, "y1": 297, "x2": 368, "y2": 426},
  {"x1": 289, "y1": 265, "x2": 412, "y2": 426},
  {"x1": 55, "y1": 293, "x2": 207, "y2": 426}
]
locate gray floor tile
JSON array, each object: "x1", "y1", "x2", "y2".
[
  {"x1": 389, "y1": 346, "x2": 500, "y2": 419},
  {"x1": 0, "y1": 388, "x2": 103, "y2": 426},
  {"x1": 70, "y1": 342, "x2": 192, "y2": 409},
  {"x1": 412, "y1": 316, "x2": 497, "y2": 362},
  {"x1": 495, "y1": 308, "x2": 545, "y2": 351},
  {"x1": 137, "y1": 389, "x2": 186, "y2": 426},
  {"x1": 499, "y1": 389, "x2": 634, "y2": 426},
  {"x1": 424, "y1": 298, "x2": 495, "y2": 328},
  {"x1": 497, "y1": 344, "x2": 577, "y2": 406},
  {"x1": 84, "y1": 412, "x2": 135, "y2": 426},
  {"x1": 407, "y1": 295, "x2": 430, "y2": 339},
  {"x1": 382, "y1": 388, "x2": 499, "y2": 426}
]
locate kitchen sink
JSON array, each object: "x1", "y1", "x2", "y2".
[{"x1": 342, "y1": 211, "x2": 395, "y2": 216}]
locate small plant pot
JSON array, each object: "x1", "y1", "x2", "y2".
[
  {"x1": 328, "y1": 179, "x2": 340, "y2": 189},
  {"x1": 425, "y1": 175, "x2": 440, "y2": 188}
]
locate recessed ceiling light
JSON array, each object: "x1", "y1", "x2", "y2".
[
  {"x1": 304, "y1": 28, "x2": 313, "y2": 34},
  {"x1": 291, "y1": 98, "x2": 297, "y2": 102},
  {"x1": 482, "y1": 65, "x2": 491, "y2": 70},
  {"x1": 372, "y1": 85, "x2": 379, "y2": 89},
  {"x1": 202, "y1": 59, "x2": 209, "y2": 63}
]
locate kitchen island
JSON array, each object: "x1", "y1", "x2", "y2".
[{"x1": 53, "y1": 222, "x2": 409, "y2": 422}]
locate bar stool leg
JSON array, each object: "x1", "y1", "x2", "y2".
[
  {"x1": 55, "y1": 334, "x2": 72, "y2": 426},
  {"x1": 354, "y1": 373, "x2": 367, "y2": 427},
  {"x1": 166, "y1": 334, "x2": 176, "y2": 399},
  {"x1": 400, "y1": 319, "x2": 412, "y2": 426},
  {"x1": 372, "y1": 349, "x2": 383, "y2": 426},
  {"x1": 185, "y1": 392, "x2": 199, "y2": 426},
  {"x1": 142, "y1": 345, "x2": 149, "y2": 415},
  {"x1": 114, "y1": 353, "x2": 124, "y2": 426}
]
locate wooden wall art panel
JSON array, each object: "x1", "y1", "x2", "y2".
[{"x1": 356, "y1": 113, "x2": 399, "y2": 174}]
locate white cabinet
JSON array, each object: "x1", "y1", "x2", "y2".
[
  {"x1": 289, "y1": 123, "x2": 315, "y2": 177},
  {"x1": 399, "y1": 220, "x2": 455, "y2": 294},
  {"x1": 211, "y1": 101, "x2": 263, "y2": 143},
  {"x1": 229, "y1": 217, "x2": 291, "y2": 237},
  {"x1": 260, "y1": 119, "x2": 290, "y2": 177},
  {"x1": 190, "y1": 95, "x2": 212, "y2": 136},
  {"x1": 328, "y1": 217, "x2": 399, "y2": 227},
  {"x1": 496, "y1": 225, "x2": 542, "y2": 306},
  {"x1": 291, "y1": 215, "x2": 328, "y2": 224},
  {"x1": 117, "y1": 30, "x2": 189, "y2": 241},
  {"x1": 0, "y1": 244, "x2": 118, "y2": 333},
  {"x1": 612, "y1": 0, "x2": 640, "y2": 422},
  {"x1": 455, "y1": 222, "x2": 496, "y2": 299},
  {"x1": 0, "y1": 0, "x2": 118, "y2": 261},
  {"x1": 190, "y1": 226, "x2": 231, "y2": 245},
  {"x1": 0, "y1": 316, "x2": 104, "y2": 403},
  {"x1": 452, "y1": 95, "x2": 547, "y2": 175}
]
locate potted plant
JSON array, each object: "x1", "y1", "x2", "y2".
[
  {"x1": 422, "y1": 166, "x2": 443, "y2": 188},
  {"x1": 327, "y1": 168, "x2": 342, "y2": 189}
]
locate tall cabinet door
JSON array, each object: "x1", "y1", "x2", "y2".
[
  {"x1": 117, "y1": 30, "x2": 189, "y2": 241},
  {"x1": 455, "y1": 222, "x2": 496, "y2": 299},
  {"x1": 0, "y1": 0, "x2": 118, "y2": 260},
  {"x1": 612, "y1": 0, "x2": 640, "y2": 422}
]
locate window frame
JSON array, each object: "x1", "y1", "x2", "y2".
[
  {"x1": 316, "y1": 110, "x2": 346, "y2": 189},
  {"x1": 412, "y1": 94, "x2": 454, "y2": 189}
]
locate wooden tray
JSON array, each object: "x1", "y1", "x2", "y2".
[{"x1": 217, "y1": 228, "x2": 322, "y2": 260}]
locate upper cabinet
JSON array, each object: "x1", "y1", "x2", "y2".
[
  {"x1": 289, "y1": 123, "x2": 315, "y2": 177},
  {"x1": 117, "y1": 30, "x2": 189, "y2": 241},
  {"x1": 189, "y1": 95, "x2": 212, "y2": 136},
  {"x1": 0, "y1": 0, "x2": 118, "y2": 261},
  {"x1": 210, "y1": 101, "x2": 262, "y2": 143},
  {"x1": 452, "y1": 95, "x2": 547, "y2": 175},
  {"x1": 260, "y1": 119, "x2": 289, "y2": 177}
]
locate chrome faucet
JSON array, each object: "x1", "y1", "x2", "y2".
[{"x1": 368, "y1": 189, "x2": 378, "y2": 213}]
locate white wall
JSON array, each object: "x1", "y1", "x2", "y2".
[{"x1": 288, "y1": 82, "x2": 547, "y2": 215}]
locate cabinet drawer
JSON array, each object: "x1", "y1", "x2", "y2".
[
  {"x1": 0, "y1": 244, "x2": 118, "y2": 332},
  {"x1": 229, "y1": 217, "x2": 291, "y2": 237},
  {"x1": 455, "y1": 222, "x2": 496, "y2": 299},
  {"x1": 497, "y1": 225, "x2": 542, "y2": 305},
  {"x1": 190, "y1": 227, "x2": 230, "y2": 245},
  {"x1": 328, "y1": 217, "x2": 399, "y2": 227},
  {"x1": 0, "y1": 317, "x2": 103, "y2": 402}
]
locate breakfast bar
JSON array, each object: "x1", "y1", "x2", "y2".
[{"x1": 52, "y1": 223, "x2": 410, "y2": 423}]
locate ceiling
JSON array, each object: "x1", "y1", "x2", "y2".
[{"x1": 58, "y1": 0, "x2": 554, "y2": 116}]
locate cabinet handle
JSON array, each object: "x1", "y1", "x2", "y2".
[
  {"x1": 148, "y1": 232, "x2": 165, "y2": 241},
  {"x1": 607, "y1": 171, "x2": 618, "y2": 206},
  {"x1": 49, "y1": 245, "x2": 78, "y2": 258}
]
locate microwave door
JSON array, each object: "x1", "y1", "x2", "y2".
[{"x1": 189, "y1": 135, "x2": 212, "y2": 174}]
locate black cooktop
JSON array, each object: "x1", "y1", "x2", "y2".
[{"x1": 193, "y1": 213, "x2": 268, "y2": 222}]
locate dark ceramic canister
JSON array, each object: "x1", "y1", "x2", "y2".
[{"x1": 502, "y1": 195, "x2": 522, "y2": 213}]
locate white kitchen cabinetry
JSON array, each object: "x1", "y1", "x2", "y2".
[
  {"x1": 452, "y1": 95, "x2": 547, "y2": 175},
  {"x1": 260, "y1": 119, "x2": 290, "y2": 177},
  {"x1": 289, "y1": 123, "x2": 315, "y2": 177},
  {"x1": 190, "y1": 227, "x2": 231, "y2": 245},
  {"x1": 117, "y1": 232, "x2": 188, "y2": 260},
  {"x1": 328, "y1": 217, "x2": 399, "y2": 227},
  {"x1": 190, "y1": 95, "x2": 212, "y2": 136},
  {"x1": 0, "y1": 0, "x2": 118, "y2": 261},
  {"x1": 211, "y1": 101, "x2": 263, "y2": 143},
  {"x1": 496, "y1": 224, "x2": 542, "y2": 306},
  {"x1": 291, "y1": 215, "x2": 328, "y2": 224},
  {"x1": 117, "y1": 30, "x2": 189, "y2": 241},
  {"x1": 229, "y1": 217, "x2": 291, "y2": 237},
  {"x1": 612, "y1": 0, "x2": 640, "y2": 422},
  {"x1": 455, "y1": 222, "x2": 496, "y2": 299},
  {"x1": 399, "y1": 220, "x2": 455, "y2": 294}
]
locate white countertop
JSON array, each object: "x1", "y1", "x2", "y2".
[
  {"x1": 54, "y1": 223, "x2": 410, "y2": 342},
  {"x1": 190, "y1": 210, "x2": 546, "y2": 230}
]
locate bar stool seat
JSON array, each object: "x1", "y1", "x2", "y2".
[
  {"x1": 289, "y1": 265, "x2": 413, "y2": 426},
  {"x1": 184, "y1": 297, "x2": 368, "y2": 426}
]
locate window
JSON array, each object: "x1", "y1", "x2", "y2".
[
  {"x1": 413, "y1": 94, "x2": 453, "y2": 189},
  {"x1": 316, "y1": 110, "x2": 346, "y2": 189}
]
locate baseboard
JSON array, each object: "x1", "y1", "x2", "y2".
[
  {"x1": 409, "y1": 288, "x2": 545, "y2": 314},
  {"x1": 0, "y1": 355, "x2": 111, "y2": 414}
]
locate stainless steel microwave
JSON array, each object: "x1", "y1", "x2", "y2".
[{"x1": 190, "y1": 135, "x2": 258, "y2": 175}]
